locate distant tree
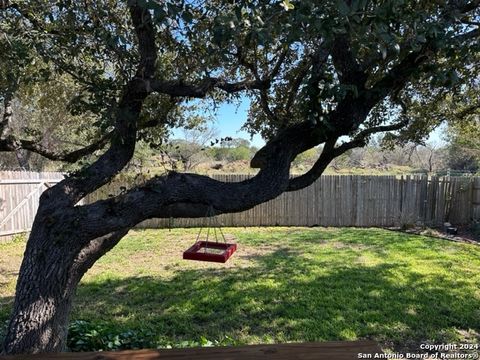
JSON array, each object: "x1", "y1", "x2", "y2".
[
  {"x1": 228, "y1": 145, "x2": 252, "y2": 161},
  {"x1": 209, "y1": 137, "x2": 256, "y2": 162},
  {"x1": 0, "y1": 77, "x2": 101, "y2": 170},
  {"x1": 445, "y1": 118, "x2": 480, "y2": 171},
  {"x1": 222, "y1": 137, "x2": 251, "y2": 148},
  {"x1": 329, "y1": 150, "x2": 352, "y2": 170},
  {"x1": 159, "y1": 121, "x2": 218, "y2": 171},
  {"x1": 410, "y1": 83, "x2": 480, "y2": 172},
  {"x1": 412, "y1": 143, "x2": 446, "y2": 173},
  {"x1": 293, "y1": 147, "x2": 319, "y2": 167}
]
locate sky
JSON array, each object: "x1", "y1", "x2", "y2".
[
  {"x1": 209, "y1": 99, "x2": 265, "y2": 147},
  {"x1": 172, "y1": 97, "x2": 445, "y2": 148},
  {"x1": 172, "y1": 97, "x2": 266, "y2": 148}
]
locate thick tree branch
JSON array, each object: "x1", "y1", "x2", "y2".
[
  {"x1": 353, "y1": 118, "x2": 409, "y2": 140},
  {"x1": 235, "y1": 45, "x2": 260, "y2": 78},
  {"x1": 282, "y1": 45, "x2": 330, "y2": 125},
  {"x1": 43, "y1": 1, "x2": 157, "y2": 206},
  {"x1": 366, "y1": 46, "x2": 433, "y2": 109},
  {"x1": 258, "y1": 88, "x2": 278, "y2": 123},
  {"x1": 287, "y1": 119, "x2": 409, "y2": 191},
  {"x1": 331, "y1": 34, "x2": 367, "y2": 87},
  {"x1": 256, "y1": 50, "x2": 288, "y2": 123},
  {"x1": 270, "y1": 48, "x2": 289, "y2": 79},
  {"x1": 68, "y1": 229, "x2": 129, "y2": 288},
  {"x1": 72, "y1": 117, "x2": 410, "y2": 239},
  {"x1": 332, "y1": 119, "x2": 410, "y2": 158},
  {"x1": 287, "y1": 138, "x2": 337, "y2": 191},
  {"x1": 0, "y1": 91, "x2": 14, "y2": 138},
  {"x1": 145, "y1": 46, "x2": 287, "y2": 101},
  {"x1": 0, "y1": 76, "x2": 113, "y2": 161},
  {"x1": 147, "y1": 77, "x2": 268, "y2": 97},
  {"x1": 73, "y1": 143, "x2": 296, "y2": 242},
  {"x1": 146, "y1": 49, "x2": 287, "y2": 99},
  {"x1": 284, "y1": 57, "x2": 312, "y2": 116},
  {"x1": 131, "y1": 2, "x2": 156, "y2": 80},
  {"x1": 251, "y1": 120, "x2": 330, "y2": 169},
  {"x1": 0, "y1": 133, "x2": 112, "y2": 162}
]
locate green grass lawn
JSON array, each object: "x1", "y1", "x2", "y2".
[{"x1": 1, "y1": 227, "x2": 479, "y2": 352}]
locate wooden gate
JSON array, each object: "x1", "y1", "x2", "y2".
[{"x1": 0, "y1": 171, "x2": 64, "y2": 241}]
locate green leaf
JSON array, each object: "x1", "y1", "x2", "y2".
[
  {"x1": 280, "y1": 0, "x2": 294, "y2": 11},
  {"x1": 337, "y1": 0, "x2": 350, "y2": 16},
  {"x1": 416, "y1": 34, "x2": 427, "y2": 43}
]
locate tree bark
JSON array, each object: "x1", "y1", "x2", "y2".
[
  {"x1": 0, "y1": 132, "x2": 296, "y2": 354},
  {"x1": 3, "y1": 272, "x2": 74, "y2": 354},
  {"x1": 2, "y1": 217, "x2": 76, "y2": 353},
  {"x1": 2, "y1": 193, "x2": 129, "y2": 354}
]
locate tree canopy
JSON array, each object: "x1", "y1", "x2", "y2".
[
  {"x1": 0, "y1": 0, "x2": 479, "y2": 354},
  {"x1": 2, "y1": 1, "x2": 478, "y2": 162}
]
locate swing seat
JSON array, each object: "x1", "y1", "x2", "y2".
[{"x1": 183, "y1": 241, "x2": 237, "y2": 263}]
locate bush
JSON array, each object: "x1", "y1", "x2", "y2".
[
  {"x1": 293, "y1": 148, "x2": 318, "y2": 167},
  {"x1": 209, "y1": 146, "x2": 253, "y2": 162},
  {"x1": 68, "y1": 320, "x2": 156, "y2": 351},
  {"x1": 228, "y1": 146, "x2": 252, "y2": 161},
  {"x1": 67, "y1": 320, "x2": 239, "y2": 352}
]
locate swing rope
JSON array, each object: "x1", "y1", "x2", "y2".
[
  {"x1": 184, "y1": 205, "x2": 237, "y2": 263},
  {"x1": 196, "y1": 205, "x2": 227, "y2": 253}
]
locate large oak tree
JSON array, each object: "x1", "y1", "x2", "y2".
[{"x1": 1, "y1": 0, "x2": 479, "y2": 354}]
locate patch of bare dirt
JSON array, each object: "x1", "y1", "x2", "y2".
[{"x1": 387, "y1": 226, "x2": 479, "y2": 245}]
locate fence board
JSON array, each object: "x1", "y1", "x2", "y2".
[
  {"x1": 473, "y1": 178, "x2": 480, "y2": 221},
  {"x1": 85, "y1": 174, "x2": 480, "y2": 229},
  {"x1": 2, "y1": 172, "x2": 479, "y2": 242},
  {"x1": 0, "y1": 171, "x2": 64, "y2": 241}
]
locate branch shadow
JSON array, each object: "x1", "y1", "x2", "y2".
[{"x1": 69, "y1": 246, "x2": 480, "y2": 352}]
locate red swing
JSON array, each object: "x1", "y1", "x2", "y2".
[{"x1": 183, "y1": 207, "x2": 237, "y2": 263}]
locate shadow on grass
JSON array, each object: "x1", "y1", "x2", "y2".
[
  {"x1": 69, "y1": 247, "x2": 480, "y2": 352},
  {"x1": 1, "y1": 228, "x2": 478, "y2": 352}
]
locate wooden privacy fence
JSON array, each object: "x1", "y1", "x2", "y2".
[
  {"x1": 0, "y1": 171, "x2": 64, "y2": 241},
  {"x1": 1, "y1": 172, "x2": 479, "y2": 242},
  {"x1": 87, "y1": 174, "x2": 480, "y2": 229}
]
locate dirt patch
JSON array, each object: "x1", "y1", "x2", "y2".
[
  {"x1": 387, "y1": 226, "x2": 479, "y2": 245},
  {"x1": 455, "y1": 328, "x2": 480, "y2": 343}
]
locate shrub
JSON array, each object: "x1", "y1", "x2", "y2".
[
  {"x1": 67, "y1": 320, "x2": 156, "y2": 351},
  {"x1": 67, "y1": 320, "x2": 240, "y2": 352}
]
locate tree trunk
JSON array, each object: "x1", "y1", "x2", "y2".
[
  {"x1": 1, "y1": 189, "x2": 129, "y2": 355},
  {"x1": 2, "y1": 274, "x2": 74, "y2": 354},
  {"x1": 1, "y1": 196, "x2": 84, "y2": 354},
  {"x1": 2, "y1": 227, "x2": 75, "y2": 354}
]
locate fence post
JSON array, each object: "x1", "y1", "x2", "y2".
[{"x1": 2, "y1": 173, "x2": 479, "y2": 238}]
